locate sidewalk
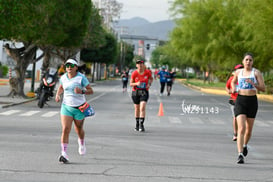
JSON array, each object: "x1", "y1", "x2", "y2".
[
  {"x1": 0, "y1": 78, "x2": 97, "y2": 109},
  {"x1": 0, "y1": 79, "x2": 38, "y2": 109}
]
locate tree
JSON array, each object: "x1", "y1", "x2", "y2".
[
  {"x1": 150, "y1": 43, "x2": 182, "y2": 72},
  {"x1": 3, "y1": 43, "x2": 38, "y2": 97},
  {"x1": 42, "y1": 1, "x2": 106, "y2": 68},
  {"x1": 116, "y1": 42, "x2": 134, "y2": 70},
  {"x1": 123, "y1": 45, "x2": 134, "y2": 69},
  {"x1": 0, "y1": 0, "x2": 93, "y2": 97},
  {"x1": 150, "y1": 47, "x2": 162, "y2": 68},
  {"x1": 240, "y1": 0, "x2": 273, "y2": 70},
  {"x1": 168, "y1": 0, "x2": 273, "y2": 77},
  {"x1": 81, "y1": 32, "x2": 118, "y2": 81},
  {"x1": 99, "y1": 0, "x2": 123, "y2": 28}
]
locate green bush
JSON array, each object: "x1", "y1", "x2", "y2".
[
  {"x1": 175, "y1": 72, "x2": 195, "y2": 79},
  {"x1": 264, "y1": 74, "x2": 273, "y2": 94},
  {"x1": 0, "y1": 65, "x2": 9, "y2": 77},
  {"x1": 214, "y1": 70, "x2": 230, "y2": 82}
]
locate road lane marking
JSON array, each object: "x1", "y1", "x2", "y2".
[
  {"x1": 88, "y1": 92, "x2": 106, "y2": 102},
  {"x1": 168, "y1": 116, "x2": 182, "y2": 124},
  {"x1": 20, "y1": 111, "x2": 41, "y2": 116},
  {"x1": 209, "y1": 118, "x2": 225, "y2": 125},
  {"x1": 88, "y1": 85, "x2": 120, "y2": 102},
  {"x1": 41, "y1": 111, "x2": 59, "y2": 117},
  {"x1": 0, "y1": 110, "x2": 21, "y2": 115},
  {"x1": 255, "y1": 120, "x2": 270, "y2": 127},
  {"x1": 147, "y1": 116, "x2": 160, "y2": 123},
  {"x1": 188, "y1": 117, "x2": 204, "y2": 124}
]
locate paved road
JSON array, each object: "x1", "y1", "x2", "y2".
[{"x1": 0, "y1": 79, "x2": 272, "y2": 182}]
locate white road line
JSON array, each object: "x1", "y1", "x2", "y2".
[
  {"x1": 168, "y1": 116, "x2": 182, "y2": 124},
  {"x1": 20, "y1": 111, "x2": 41, "y2": 116},
  {"x1": 209, "y1": 118, "x2": 225, "y2": 125},
  {"x1": 255, "y1": 120, "x2": 270, "y2": 127},
  {"x1": 147, "y1": 116, "x2": 160, "y2": 123},
  {"x1": 41, "y1": 111, "x2": 59, "y2": 117},
  {"x1": 88, "y1": 85, "x2": 120, "y2": 102},
  {"x1": 0, "y1": 110, "x2": 21, "y2": 115},
  {"x1": 188, "y1": 117, "x2": 204, "y2": 124},
  {"x1": 88, "y1": 92, "x2": 106, "y2": 102}
]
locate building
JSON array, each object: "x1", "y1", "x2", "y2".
[{"x1": 0, "y1": 40, "x2": 44, "y2": 79}]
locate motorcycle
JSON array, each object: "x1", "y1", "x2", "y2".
[{"x1": 37, "y1": 67, "x2": 58, "y2": 108}]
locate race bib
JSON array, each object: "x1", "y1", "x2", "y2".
[
  {"x1": 137, "y1": 82, "x2": 146, "y2": 89},
  {"x1": 239, "y1": 78, "x2": 255, "y2": 89}
]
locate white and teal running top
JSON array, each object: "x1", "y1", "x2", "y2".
[{"x1": 60, "y1": 72, "x2": 90, "y2": 107}]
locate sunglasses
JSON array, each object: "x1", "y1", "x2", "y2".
[
  {"x1": 136, "y1": 61, "x2": 144, "y2": 64},
  {"x1": 65, "y1": 64, "x2": 76, "y2": 68}
]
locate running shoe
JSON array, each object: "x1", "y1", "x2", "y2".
[
  {"x1": 232, "y1": 134, "x2": 237, "y2": 141},
  {"x1": 243, "y1": 146, "x2": 248, "y2": 157},
  {"x1": 78, "y1": 139, "x2": 86, "y2": 155},
  {"x1": 59, "y1": 152, "x2": 69, "y2": 163},
  {"x1": 139, "y1": 123, "x2": 145, "y2": 132},
  {"x1": 237, "y1": 154, "x2": 244, "y2": 164},
  {"x1": 134, "y1": 123, "x2": 139, "y2": 131}
]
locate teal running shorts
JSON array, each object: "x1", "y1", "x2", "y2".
[{"x1": 61, "y1": 104, "x2": 85, "y2": 120}]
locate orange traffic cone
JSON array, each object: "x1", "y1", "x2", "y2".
[{"x1": 158, "y1": 102, "x2": 164, "y2": 116}]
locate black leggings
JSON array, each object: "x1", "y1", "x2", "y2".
[
  {"x1": 122, "y1": 81, "x2": 128, "y2": 88},
  {"x1": 160, "y1": 82, "x2": 166, "y2": 93}
]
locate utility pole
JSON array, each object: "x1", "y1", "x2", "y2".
[
  {"x1": 31, "y1": 51, "x2": 36, "y2": 92},
  {"x1": 120, "y1": 41, "x2": 123, "y2": 72}
]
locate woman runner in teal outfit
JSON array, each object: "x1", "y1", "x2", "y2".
[{"x1": 55, "y1": 58, "x2": 93, "y2": 163}]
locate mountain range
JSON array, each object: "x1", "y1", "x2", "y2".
[{"x1": 114, "y1": 17, "x2": 176, "y2": 41}]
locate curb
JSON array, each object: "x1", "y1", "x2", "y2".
[
  {"x1": 181, "y1": 81, "x2": 273, "y2": 103},
  {"x1": 256, "y1": 94, "x2": 273, "y2": 103},
  {"x1": 0, "y1": 98, "x2": 37, "y2": 109}
]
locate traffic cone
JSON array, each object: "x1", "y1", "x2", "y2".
[{"x1": 158, "y1": 102, "x2": 164, "y2": 116}]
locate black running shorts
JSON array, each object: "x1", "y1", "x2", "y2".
[
  {"x1": 167, "y1": 81, "x2": 173, "y2": 86},
  {"x1": 234, "y1": 95, "x2": 258, "y2": 118},
  {"x1": 131, "y1": 90, "x2": 149, "y2": 104}
]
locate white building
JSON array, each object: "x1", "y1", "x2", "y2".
[{"x1": 0, "y1": 40, "x2": 43, "y2": 78}]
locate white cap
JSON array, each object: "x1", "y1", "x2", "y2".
[{"x1": 65, "y1": 59, "x2": 78, "y2": 66}]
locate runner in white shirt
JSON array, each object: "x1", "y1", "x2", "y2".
[{"x1": 55, "y1": 58, "x2": 93, "y2": 163}]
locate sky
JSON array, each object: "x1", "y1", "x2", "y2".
[{"x1": 117, "y1": 0, "x2": 172, "y2": 22}]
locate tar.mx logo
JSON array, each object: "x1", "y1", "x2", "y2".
[{"x1": 181, "y1": 100, "x2": 219, "y2": 115}]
